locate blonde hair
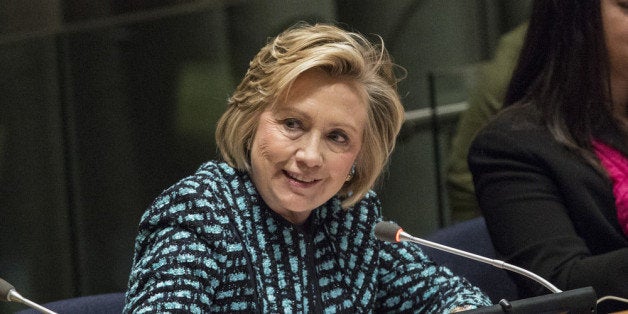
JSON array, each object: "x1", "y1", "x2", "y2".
[{"x1": 215, "y1": 22, "x2": 405, "y2": 208}]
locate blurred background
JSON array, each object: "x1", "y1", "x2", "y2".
[{"x1": 0, "y1": 0, "x2": 530, "y2": 311}]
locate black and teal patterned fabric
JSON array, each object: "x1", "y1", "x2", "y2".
[{"x1": 124, "y1": 161, "x2": 490, "y2": 313}]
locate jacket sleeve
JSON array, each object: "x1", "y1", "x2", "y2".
[
  {"x1": 124, "y1": 224, "x2": 221, "y2": 313},
  {"x1": 123, "y1": 180, "x2": 224, "y2": 313},
  {"x1": 375, "y1": 241, "x2": 491, "y2": 313},
  {"x1": 468, "y1": 125, "x2": 628, "y2": 298}
]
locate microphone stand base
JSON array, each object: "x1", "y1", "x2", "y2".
[{"x1": 465, "y1": 286, "x2": 597, "y2": 314}]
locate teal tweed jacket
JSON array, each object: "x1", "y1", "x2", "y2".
[{"x1": 123, "y1": 161, "x2": 490, "y2": 313}]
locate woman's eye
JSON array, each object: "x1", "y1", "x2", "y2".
[
  {"x1": 328, "y1": 131, "x2": 349, "y2": 144},
  {"x1": 283, "y1": 118, "x2": 301, "y2": 130}
]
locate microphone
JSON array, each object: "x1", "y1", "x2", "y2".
[
  {"x1": 0, "y1": 277, "x2": 57, "y2": 314},
  {"x1": 374, "y1": 221, "x2": 600, "y2": 313},
  {"x1": 374, "y1": 221, "x2": 563, "y2": 293}
]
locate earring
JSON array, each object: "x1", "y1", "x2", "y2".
[{"x1": 345, "y1": 164, "x2": 356, "y2": 182}]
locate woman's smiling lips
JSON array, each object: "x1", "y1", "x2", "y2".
[{"x1": 283, "y1": 170, "x2": 321, "y2": 187}]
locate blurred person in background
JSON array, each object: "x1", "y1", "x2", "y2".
[
  {"x1": 446, "y1": 22, "x2": 527, "y2": 222},
  {"x1": 469, "y1": 0, "x2": 628, "y2": 311}
]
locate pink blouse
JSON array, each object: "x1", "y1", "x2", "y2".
[{"x1": 592, "y1": 140, "x2": 628, "y2": 236}]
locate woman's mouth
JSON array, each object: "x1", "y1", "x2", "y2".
[{"x1": 284, "y1": 170, "x2": 319, "y2": 184}]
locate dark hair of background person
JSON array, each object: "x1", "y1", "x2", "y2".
[{"x1": 503, "y1": 0, "x2": 627, "y2": 172}]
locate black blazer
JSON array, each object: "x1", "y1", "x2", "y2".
[{"x1": 468, "y1": 104, "x2": 628, "y2": 300}]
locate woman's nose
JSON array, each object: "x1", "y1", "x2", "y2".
[{"x1": 295, "y1": 134, "x2": 323, "y2": 167}]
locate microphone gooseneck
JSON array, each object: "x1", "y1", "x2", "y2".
[
  {"x1": 0, "y1": 277, "x2": 58, "y2": 314},
  {"x1": 373, "y1": 221, "x2": 563, "y2": 294}
]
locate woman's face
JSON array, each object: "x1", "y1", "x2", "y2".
[
  {"x1": 249, "y1": 69, "x2": 367, "y2": 224},
  {"x1": 602, "y1": 0, "x2": 628, "y2": 98}
]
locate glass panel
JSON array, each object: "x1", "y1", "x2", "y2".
[{"x1": 0, "y1": 38, "x2": 74, "y2": 312}]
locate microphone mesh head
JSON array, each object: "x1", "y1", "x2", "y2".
[{"x1": 374, "y1": 221, "x2": 402, "y2": 242}]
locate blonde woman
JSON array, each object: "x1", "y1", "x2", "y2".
[{"x1": 124, "y1": 23, "x2": 490, "y2": 313}]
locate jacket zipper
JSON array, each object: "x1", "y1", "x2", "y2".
[{"x1": 304, "y1": 231, "x2": 323, "y2": 313}]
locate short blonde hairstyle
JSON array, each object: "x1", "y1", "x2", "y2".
[{"x1": 216, "y1": 22, "x2": 405, "y2": 208}]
